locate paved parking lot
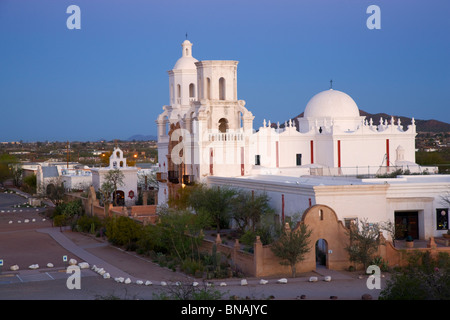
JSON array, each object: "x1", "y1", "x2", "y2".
[{"x1": 0, "y1": 191, "x2": 386, "y2": 301}]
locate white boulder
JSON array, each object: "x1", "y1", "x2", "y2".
[
  {"x1": 78, "y1": 262, "x2": 89, "y2": 269},
  {"x1": 10, "y1": 265, "x2": 19, "y2": 271},
  {"x1": 192, "y1": 282, "x2": 199, "y2": 287},
  {"x1": 136, "y1": 280, "x2": 144, "y2": 285},
  {"x1": 124, "y1": 278, "x2": 131, "y2": 284},
  {"x1": 259, "y1": 279, "x2": 268, "y2": 285},
  {"x1": 161, "y1": 281, "x2": 167, "y2": 286},
  {"x1": 324, "y1": 276, "x2": 332, "y2": 282},
  {"x1": 220, "y1": 282, "x2": 227, "y2": 287},
  {"x1": 103, "y1": 273, "x2": 110, "y2": 279},
  {"x1": 68, "y1": 259, "x2": 77, "y2": 266},
  {"x1": 47, "y1": 263, "x2": 54, "y2": 268},
  {"x1": 309, "y1": 276, "x2": 318, "y2": 282},
  {"x1": 277, "y1": 278, "x2": 288, "y2": 284},
  {"x1": 240, "y1": 279, "x2": 248, "y2": 286},
  {"x1": 145, "y1": 280, "x2": 153, "y2": 286},
  {"x1": 28, "y1": 264, "x2": 39, "y2": 270}
]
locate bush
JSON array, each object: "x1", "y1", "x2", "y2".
[
  {"x1": 76, "y1": 215, "x2": 102, "y2": 233},
  {"x1": 105, "y1": 216, "x2": 143, "y2": 248},
  {"x1": 239, "y1": 230, "x2": 256, "y2": 246},
  {"x1": 379, "y1": 251, "x2": 450, "y2": 300},
  {"x1": 136, "y1": 224, "x2": 166, "y2": 255},
  {"x1": 152, "y1": 282, "x2": 225, "y2": 300},
  {"x1": 181, "y1": 258, "x2": 204, "y2": 276},
  {"x1": 53, "y1": 200, "x2": 83, "y2": 218}
]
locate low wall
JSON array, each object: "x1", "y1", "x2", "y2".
[
  {"x1": 199, "y1": 236, "x2": 255, "y2": 276},
  {"x1": 379, "y1": 236, "x2": 450, "y2": 268},
  {"x1": 61, "y1": 197, "x2": 450, "y2": 277}
]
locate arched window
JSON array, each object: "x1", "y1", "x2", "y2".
[
  {"x1": 177, "y1": 84, "x2": 181, "y2": 98},
  {"x1": 218, "y1": 118, "x2": 229, "y2": 133},
  {"x1": 189, "y1": 83, "x2": 195, "y2": 98},
  {"x1": 219, "y1": 77, "x2": 226, "y2": 100},
  {"x1": 206, "y1": 77, "x2": 211, "y2": 100},
  {"x1": 120, "y1": 161, "x2": 124, "y2": 168}
]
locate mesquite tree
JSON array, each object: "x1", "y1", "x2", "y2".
[{"x1": 270, "y1": 223, "x2": 312, "y2": 278}]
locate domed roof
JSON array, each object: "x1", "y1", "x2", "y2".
[
  {"x1": 173, "y1": 56, "x2": 198, "y2": 70},
  {"x1": 173, "y1": 40, "x2": 198, "y2": 70},
  {"x1": 303, "y1": 89, "x2": 360, "y2": 119}
]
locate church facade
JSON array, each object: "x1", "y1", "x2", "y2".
[
  {"x1": 156, "y1": 40, "x2": 448, "y2": 241},
  {"x1": 91, "y1": 147, "x2": 138, "y2": 207}
]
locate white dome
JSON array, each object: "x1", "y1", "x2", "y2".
[
  {"x1": 303, "y1": 89, "x2": 360, "y2": 119},
  {"x1": 173, "y1": 56, "x2": 198, "y2": 70},
  {"x1": 173, "y1": 40, "x2": 198, "y2": 70}
]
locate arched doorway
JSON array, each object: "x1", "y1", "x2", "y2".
[
  {"x1": 218, "y1": 118, "x2": 229, "y2": 133},
  {"x1": 315, "y1": 238, "x2": 328, "y2": 268},
  {"x1": 113, "y1": 190, "x2": 125, "y2": 206}
]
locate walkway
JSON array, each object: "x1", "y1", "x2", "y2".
[{"x1": 37, "y1": 227, "x2": 135, "y2": 281}]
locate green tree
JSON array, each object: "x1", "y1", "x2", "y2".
[
  {"x1": 345, "y1": 219, "x2": 381, "y2": 270},
  {"x1": 52, "y1": 200, "x2": 83, "y2": 230},
  {"x1": 103, "y1": 169, "x2": 125, "y2": 206},
  {"x1": 45, "y1": 176, "x2": 66, "y2": 203},
  {"x1": 231, "y1": 190, "x2": 274, "y2": 233},
  {"x1": 0, "y1": 153, "x2": 19, "y2": 185},
  {"x1": 22, "y1": 174, "x2": 37, "y2": 194},
  {"x1": 270, "y1": 223, "x2": 312, "y2": 278},
  {"x1": 105, "y1": 215, "x2": 143, "y2": 248},
  {"x1": 155, "y1": 206, "x2": 209, "y2": 262},
  {"x1": 188, "y1": 184, "x2": 236, "y2": 232}
]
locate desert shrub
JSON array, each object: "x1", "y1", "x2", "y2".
[
  {"x1": 105, "y1": 215, "x2": 143, "y2": 248},
  {"x1": 379, "y1": 251, "x2": 450, "y2": 300},
  {"x1": 76, "y1": 214, "x2": 103, "y2": 233}
]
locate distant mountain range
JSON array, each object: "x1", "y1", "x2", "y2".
[
  {"x1": 277, "y1": 110, "x2": 450, "y2": 133},
  {"x1": 126, "y1": 111, "x2": 449, "y2": 142},
  {"x1": 358, "y1": 110, "x2": 450, "y2": 133}
]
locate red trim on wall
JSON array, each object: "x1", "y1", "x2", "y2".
[
  {"x1": 338, "y1": 140, "x2": 341, "y2": 168},
  {"x1": 310, "y1": 140, "x2": 314, "y2": 164},
  {"x1": 386, "y1": 139, "x2": 390, "y2": 167}
]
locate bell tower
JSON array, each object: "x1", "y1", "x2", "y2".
[{"x1": 168, "y1": 40, "x2": 198, "y2": 110}]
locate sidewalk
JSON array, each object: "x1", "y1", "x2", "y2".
[{"x1": 37, "y1": 227, "x2": 135, "y2": 281}]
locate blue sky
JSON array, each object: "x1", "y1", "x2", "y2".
[{"x1": 1, "y1": 0, "x2": 449, "y2": 142}]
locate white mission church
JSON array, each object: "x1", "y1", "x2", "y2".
[{"x1": 156, "y1": 40, "x2": 449, "y2": 241}]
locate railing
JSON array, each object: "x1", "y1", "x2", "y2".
[
  {"x1": 168, "y1": 170, "x2": 179, "y2": 184},
  {"x1": 208, "y1": 132, "x2": 244, "y2": 142},
  {"x1": 310, "y1": 165, "x2": 438, "y2": 178}
]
